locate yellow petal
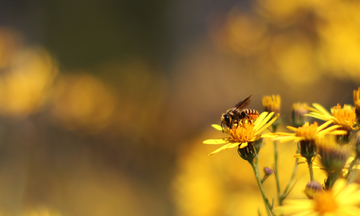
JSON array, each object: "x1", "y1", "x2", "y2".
[
  {"x1": 211, "y1": 124, "x2": 223, "y2": 131},
  {"x1": 332, "y1": 179, "x2": 347, "y2": 196},
  {"x1": 305, "y1": 113, "x2": 330, "y2": 121},
  {"x1": 318, "y1": 125, "x2": 342, "y2": 134},
  {"x1": 275, "y1": 136, "x2": 300, "y2": 143},
  {"x1": 275, "y1": 132, "x2": 295, "y2": 136},
  {"x1": 286, "y1": 126, "x2": 298, "y2": 132},
  {"x1": 255, "y1": 113, "x2": 280, "y2": 135},
  {"x1": 312, "y1": 103, "x2": 332, "y2": 116},
  {"x1": 317, "y1": 120, "x2": 333, "y2": 131},
  {"x1": 203, "y1": 137, "x2": 231, "y2": 144},
  {"x1": 254, "y1": 112, "x2": 269, "y2": 127},
  {"x1": 257, "y1": 112, "x2": 275, "y2": 129},
  {"x1": 208, "y1": 142, "x2": 239, "y2": 156},
  {"x1": 261, "y1": 133, "x2": 277, "y2": 138},
  {"x1": 239, "y1": 142, "x2": 248, "y2": 148}
]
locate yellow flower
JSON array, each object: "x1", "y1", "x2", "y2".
[
  {"x1": 274, "y1": 121, "x2": 347, "y2": 143},
  {"x1": 203, "y1": 112, "x2": 279, "y2": 155},
  {"x1": 306, "y1": 103, "x2": 358, "y2": 131},
  {"x1": 297, "y1": 154, "x2": 360, "y2": 178},
  {"x1": 274, "y1": 179, "x2": 360, "y2": 216},
  {"x1": 316, "y1": 136, "x2": 351, "y2": 175},
  {"x1": 262, "y1": 94, "x2": 281, "y2": 114}
]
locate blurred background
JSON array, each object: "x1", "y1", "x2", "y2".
[{"x1": 0, "y1": 0, "x2": 359, "y2": 215}]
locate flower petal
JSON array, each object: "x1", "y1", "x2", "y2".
[
  {"x1": 332, "y1": 179, "x2": 347, "y2": 197},
  {"x1": 316, "y1": 120, "x2": 333, "y2": 131},
  {"x1": 312, "y1": 103, "x2": 332, "y2": 116},
  {"x1": 254, "y1": 111, "x2": 269, "y2": 125},
  {"x1": 255, "y1": 113, "x2": 279, "y2": 135},
  {"x1": 203, "y1": 137, "x2": 232, "y2": 144},
  {"x1": 286, "y1": 126, "x2": 298, "y2": 132},
  {"x1": 211, "y1": 124, "x2": 223, "y2": 131},
  {"x1": 208, "y1": 142, "x2": 239, "y2": 156}
]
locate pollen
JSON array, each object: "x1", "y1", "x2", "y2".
[
  {"x1": 314, "y1": 191, "x2": 338, "y2": 214},
  {"x1": 331, "y1": 104, "x2": 357, "y2": 130},
  {"x1": 295, "y1": 122, "x2": 318, "y2": 140},
  {"x1": 227, "y1": 120, "x2": 255, "y2": 143}
]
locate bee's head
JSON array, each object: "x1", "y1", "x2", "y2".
[{"x1": 221, "y1": 113, "x2": 231, "y2": 128}]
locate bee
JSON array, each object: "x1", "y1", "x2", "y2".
[{"x1": 221, "y1": 95, "x2": 259, "y2": 131}]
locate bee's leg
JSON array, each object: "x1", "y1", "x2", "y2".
[{"x1": 234, "y1": 115, "x2": 240, "y2": 128}]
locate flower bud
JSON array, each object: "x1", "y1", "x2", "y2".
[
  {"x1": 238, "y1": 142, "x2": 257, "y2": 162},
  {"x1": 317, "y1": 136, "x2": 349, "y2": 174},
  {"x1": 300, "y1": 140, "x2": 317, "y2": 161},
  {"x1": 264, "y1": 167, "x2": 273, "y2": 175},
  {"x1": 304, "y1": 180, "x2": 323, "y2": 199},
  {"x1": 292, "y1": 103, "x2": 310, "y2": 127}
]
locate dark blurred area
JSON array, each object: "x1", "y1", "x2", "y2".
[{"x1": 0, "y1": 0, "x2": 359, "y2": 215}]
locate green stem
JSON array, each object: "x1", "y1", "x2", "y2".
[
  {"x1": 273, "y1": 140, "x2": 281, "y2": 205},
  {"x1": 250, "y1": 159, "x2": 275, "y2": 216},
  {"x1": 279, "y1": 153, "x2": 299, "y2": 205},
  {"x1": 306, "y1": 157, "x2": 314, "y2": 181},
  {"x1": 348, "y1": 157, "x2": 359, "y2": 184},
  {"x1": 261, "y1": 175, "x2": 270, "y2": 184},
  {"x1": 325, "y1": 171, "x2": 339, "y2": 189}
]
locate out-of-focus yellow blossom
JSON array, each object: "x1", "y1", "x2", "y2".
[
  {"x1": 21, "y1": 206, "x2": 61, "y2": 216},
  {"x1": 306, "y1": 103, "x2": 358, "y2": 131},
  {"x1": 51, "y1": 72, "x2": 117, "y2": 134},
  {"x1": 274, "y1": 121, "x2": 347, "y2": 143},
  {"x1": 262, "y1": 94, "x2": 281, "y2": 114},
  {"x1": 269, "y1": 34, "x2": 320, "y2": 85},
  {"x1": 275, "y1": 179, "x2": 360, "y2": 216},
  {"x1": 0, "y1": 48, "x2": 58, "y2": 118},
  {"x1": 211, "y1": 11, "x2": 268, "y2": 56},
  {"x1": 203, "y1": 112, "x2": 279, "y2": 155},
  {"x1": 297, "y1": 154, "x2": 360, "y2": 178}
]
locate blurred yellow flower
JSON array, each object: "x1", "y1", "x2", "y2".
[
  {"x1": 275, "y1": 179, "x2": 360, "y2": 216},
  {"x1": 306, "y1": 103, "x2": 358, "y2": 131},
  {"x1": 262, "y1": 94, "x2": 281, "y2": 114},
  {"x1": 274, "y1": 121, "x2": 347, "y2": 143},
  {"x1": 51, "y1": 72, "x2": 117, "y2": 134},
  {"x1": 21, "y1": 206, "x2": 61, "y2": 216},
  {"x1": 0, "y1": 48, "x2": 58, "y2": 118},
  {"x1": 203, "y1": 112, "x2": 279, "y2": 155}
]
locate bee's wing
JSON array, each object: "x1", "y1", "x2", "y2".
[{"x1": 234, "y1": 95, "x2": 251, "y2": 110}]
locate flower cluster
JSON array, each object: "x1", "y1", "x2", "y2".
[{"x1": 202, "y1": 90, "x2": 360, "y2": 216}]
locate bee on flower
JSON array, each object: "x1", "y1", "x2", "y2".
[{"x1": 203, "y1": 111, "x2": 279, "y2": 157}]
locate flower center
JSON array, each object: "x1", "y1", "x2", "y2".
[
  {"x1": 227, "y1": 121, "x2": 255, "y2": 143},
  {"x1": 331, "y1": 104, "x2": 356, "y2": 130},
  {"x1": 295, "y1": 122, "x2": 318, "y2": 140},
  {"x1": 314, "y1": 191, "x2": 338, "y2": 213}
]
